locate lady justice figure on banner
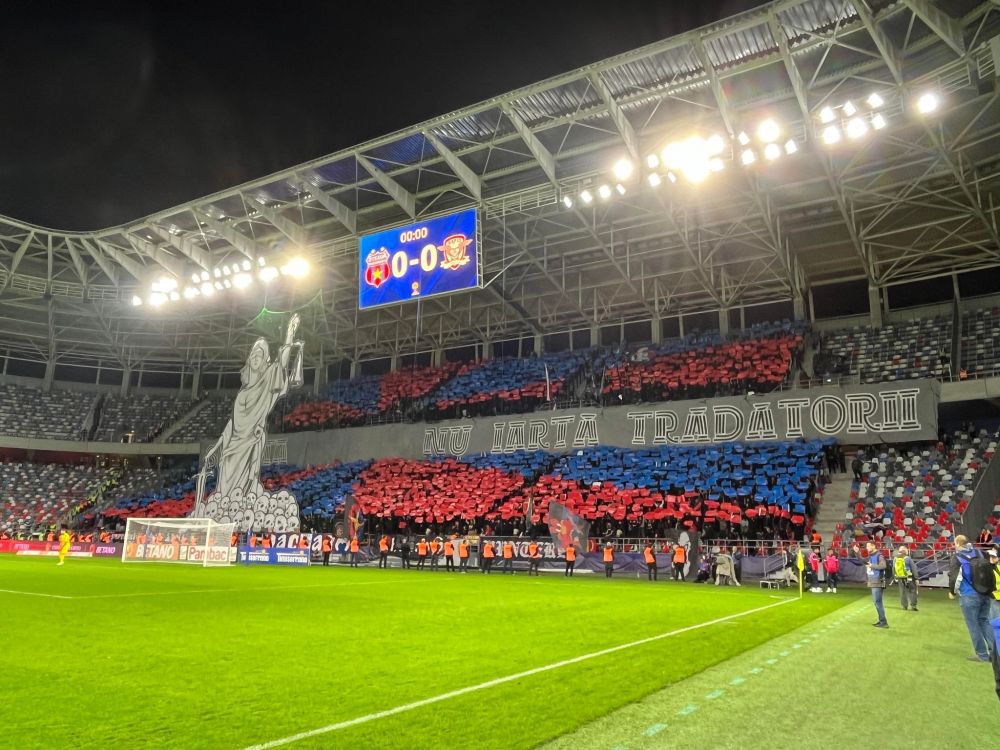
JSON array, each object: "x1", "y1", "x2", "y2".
[{"x1": 194, "y1": 313, "x2": 304, "y2": 532}]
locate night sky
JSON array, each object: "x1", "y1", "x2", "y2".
[{"x1": 0, "y1": 1, "x2": 771, "y2": 230}]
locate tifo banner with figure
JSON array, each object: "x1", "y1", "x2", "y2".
[
  {"x1": 281, "y1": 379, "x2": 941, "y2": 464},
  {"x1": 547, "y1": 502, "x2": 590, "y2": 554}
]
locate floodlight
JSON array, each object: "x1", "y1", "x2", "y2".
[
  {"x1": 737, "y1": 131, "x2": 750, "y2": 145},
  {"x1": 580, "y1": 189, "x2": 593, "y2": 204},
  {"x1": 757, "y1": 119, "x2": 780, "y2": 143},
  {"x1": 708, "y1": 158, "x2": 724, "y2": 172},
  {"x1": 562, "y1": 195, "x2": 573, "y2": 208},
  {"x1": 233, "y1": 273, "x2": 253, "y2": 289},
  {"x1": 259, "y1": 266, "x2": 279, "y2": 283},
  {"x1": 615, "y1": 183, "x2": 626, "y2": 195},
  {"x1": 183, "y1": 287, "x2": 199, "y2": 299},
  {"x1": 613, "y1": 158, "x2": 634, "y2": 181},
  {"x1": 867, "y1": 92, "x2": 884, "y2": 109},
  {"x1": 168, "y1": 291, "x2": 180, "y2": 301},
  {"x1": 222, "y1": 266, "x2": 231, "y2": 276},
  {"x1": 647, "y1": 172, "x2": 662, "y2": 187},
  {"x1": 646, "y1": 154, "x2": 659, "y2": 169},
  {"x1": 871, "y1": 113, "x2": 887, "y2": 130},
  {"x1": 242, "y1": 260, "x2": 252, "y2": 271},
  {"x1": 598, "y1": 184, "x2": 612, "y2": 200},
  {"x1": 149, "y1": 292, "x2": 166, "y2": 307},
  {"x1": 846, "y1": 117, "x2": 868, "y2": 139},
  {"x1": 214, "y1": 268, "x2": 222, "y2": 278},
  {"x1": 683, "y1": 162, "x2": 709, "y2": 183},
  {"x1": 843, "y1": 100, "x2": 857, "y2": 117},
  {"x1": 706, "y1": 134, "x2": 725, "y2": 155},
  {"x1": 822, "y1": 125, "x2": 841, "y2": 145},
  {"x1": 230, "y1": 263, "x2": 241, "y2": 274},
  {"x1": 819, "y1": 106, "x2": 835, "y2": 124},
  {"x1": 740, "y1": 148, "x2": 756, "y2": 165},
  {"x1": 200, "y1": 271, "x2": 210, "y2": 282},
  {"x1": 784, "y1": 139, "x2": 798, "y2": 155},
  {"x1": 917, "y1": 92, "x2": 938, "y2": 114},
  {"x1": 286, "y1": 257, "x2": 309, "y2": 278},
  {"x1": 131, "y1": 295, "x2": 143, "y2": 307},
  {"x1": 258, "y1": 256, "x2": 267, "y2": 266},
  {"x1": 763, "y1": 143, "x2": 781, "y2": 161},
  {"x1": 214, "y1": 281, "x2": 223, "y2": 291},
  {"x1": 200, "y1": 282, "x2": 215, "y2": 296},
  {"x1": 666, "y1": 171, "x2": 677, "y2": 183},
  {"x1": 190, "y1": 273, "x2": 201, "y2": 284},
  {"x1": 223, "y1": 280, "x2": 232, "y2": 289}
]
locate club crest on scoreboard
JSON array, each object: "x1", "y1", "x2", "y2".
[
  {"x1": 439, "y1": 234, "x2": 473, "y2": 270},
  {"x1": 364, "y1": 247, "x2": 391, "y2": 288}
]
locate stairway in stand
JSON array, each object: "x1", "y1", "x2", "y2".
[{"x1": 813, "y1": 469, "x2": 855, "y2": 548}]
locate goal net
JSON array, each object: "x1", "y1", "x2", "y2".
[{"x1": 122, "y1": 517, "x2": 236, "y2": 566}]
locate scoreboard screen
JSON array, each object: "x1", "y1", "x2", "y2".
[{"x1": 358, "y1": 208, "x2": 480, "y2": 310}]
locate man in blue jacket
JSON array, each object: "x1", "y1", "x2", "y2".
[
  {"x1": 948, "y1": 534, "x2": 994, "y2": 662},
  {"x1": 853, "y1": 542, "x2": 888, "y2": 628}
]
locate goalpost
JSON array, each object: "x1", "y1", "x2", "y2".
[{"x1": 122, "y1": 517, "x2": 236, "y2": 567}]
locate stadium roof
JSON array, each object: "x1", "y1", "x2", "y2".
[{"x1": 1, "y1": 0, "x2": 999, "y2": 376}]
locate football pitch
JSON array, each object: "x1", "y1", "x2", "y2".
[{"x1": 1, "y1": 557, "x2": 994, "y2": 749}]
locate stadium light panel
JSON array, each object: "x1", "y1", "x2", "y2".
[
  {"x1": 183, "y1": 287, "x2": 199, "y2": 299},
  {"x1": 580, "y1": 189, "x2": 593, "y2": 204},
  {"x1": 222, "y1": 266, "x2": 231, "y2": 276},
  {"x1": 230, "y1": 263, "x2": 241, "y2": 274},
  {"x1": 867, "y1": 92, "x2": 884, "y2": 109},
  {"x1": 233, "y1": 273, "x2": 253, "y2": 290},
  {"x1": 645, "y1": 154, "x2": 659, "y2": 169},
  {"x1": 666, "y1": 171, "x2": 677, "y2": 183},
  {"x1": 214, "y1": 268, "x2": 222, "y2": 278},
  {"x1": 819, "y1": 106, "x2": 835, "y2": 124},
  {"x1": 598, "y1": 184, "x2": 612, "y2": 200},
  {"x1": 647, "y1": 172, "x2": 661, "y2": 187},
  {"x1": 763, "y1": 143, "x2": 781, "y2": 161},
  {"x1": 615, "y1": 183, "x2": 626, "y2": 195},
  {"x1": 708, "y1": 157, "x2": 724, "y2": 172},
  {"x1": 706, "y1": 134, "x2": 725, "y2": 155},
  {"x1": 784, "y1": 139, "x2": 798, "y2": 155},
  {"x1": 286, "y1": 257, "x2": 309, "y2": 278},
  {"x1": 562, "y1": 195, "x2": 573, "y2": 208},
  {"x1": 190, "y1": 273, "x2": 200, "y2": 284},
  {"x1": 917, "y1": 92, "x2": 939, "y2": 114},
  {"x1": 200, "y1": 282, "x2": 215, "y2": 296},
  {"x1": 613, "y1": 158, "x2": 634, "y2": 181},
  {"x1": 259, "y1": 266, "x2": 279, "y2": 283},
  {"x1": 242, "y1": 260, "x2": 252, "y2": 271},
  {"x1": 737, "y1": 131, "x2": 750, "y2": 145},
  {"x1": 872, "y1": 113, "x2": 887, "y2": 130},
  {"x1": 214, "y1": 281, "x2": 223, "y2": 291},
  {"x1": 683, "y1": 162, "x2": 709, "y2": 183},
  {"x1": 168, "y1": 291, "x2": 180, "y2": 302},
  {"x1": 200, "y1": 271, "x2": 210, "y2": 282},
  {"x1": 843, "y1": 100, "x2": 857, "y2": 117},
  {"x1": 740, "y1": 148, "x2": 756, "y2": 165},
  {"x1": 757, "y1": 119, "x2": 780, "y2": 143},
  {"x1": 131, "y1": 295, "x2": 142, "y2": 307},
  {"x1": 845, "y1": 117, "x2": 868, "y2": 139},
  {"x1": 223, "y1": 280, "x2": 232, "y2": 289},
  {"x1": 258, "y1": 256, "x2": 267, "y2": 266},
  {"x1": 822, "y1": 125, "x2": 841, "y2": 145},
  {"x1": 149, "y1": 292, "x2": 166, "y2": 307}
]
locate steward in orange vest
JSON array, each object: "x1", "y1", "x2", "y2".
[
  {"x1": 672, "y1": 544, "x2": 687, "y2": 581},
  {"x1": 443, "y1": 539, "x2": 456, "y2": 572},
  {"x1": 378, "y1": 536, "x2": 390, "y2": 568},
  {"x1": 643, "y1": 543, "x2": 658, "y2": 581},
  {"x1": 321, "y1": 536, "x2": 333, "y2": 567},
  {"x1": 527, "y1": 540, "x2": 541, "y2": 576},
  {"x1": 416, "y1": 539, "x2": 429, "y2": 570},
  {"x1": 603, "y1": 543, "x2": 615, "y2": 578},
  {"x1": 502, "y1": 541, "x2": 515, "y2": 575},
  {"x1": 430, "y1": 539, "x2": 442, "y2": 571},
  {"x1": 564, "y1": 543, "x2": 577, "y2": 577},
  {"x1": 349, "y1": 537, "x2": 360, "y2": 568},
  {"x1": 480, "y1": 540, "x2": 495, "y2": 574},
  {"x1": 458, "y1": 540, "x2": 470, "y2": 572}
]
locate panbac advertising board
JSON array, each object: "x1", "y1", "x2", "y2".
[{"x1": 358, "y1": 208, "x2": 479, "y2": 309}]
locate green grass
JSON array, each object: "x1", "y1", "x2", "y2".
[
  {"x1": 3, "y1": 557, "x2": 855, "y2": 749},
  {"x1": 543, "y1": 589, "x2": 1000, "y2": 750}
]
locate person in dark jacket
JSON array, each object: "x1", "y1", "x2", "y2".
[
  {"x1": 853, "y1": 542, "x2": 888, "y2": 628},
  {"x1": 851, "y1": 454, "x2": 864, "y2": 482},
  {"x1": 948, "y1": 535, "x2": 994, "y2": 662}
]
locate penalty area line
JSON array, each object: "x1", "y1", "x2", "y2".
[
  {"x1": 0, "y1": 588, "x2": 74, "y2": 599},
  {"x1": 243, "y1": 597, "x2": 796, "y2": 750}
]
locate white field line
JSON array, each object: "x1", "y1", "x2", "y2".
[
  {"x1": 76, "y1": 579, "x2": 417, "y2": 599},
  {"x1": 243, "y1": 597, "x2": 796, "y2": 750},
  {"x1": 0, "y1": 588, "x2": 73, "y2": 599}
]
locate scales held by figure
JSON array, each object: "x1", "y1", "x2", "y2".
[{"x1": 194, "y1": 313, "x2": 304, "y2": 532}]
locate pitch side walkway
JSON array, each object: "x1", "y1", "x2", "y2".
[{"x1": 542, "y1": 590, "x2": 998, "y2": 750}]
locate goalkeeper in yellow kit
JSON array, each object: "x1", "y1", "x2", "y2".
[{"x1": 57, "y1": 528, "x2": 71, "y2": 566}]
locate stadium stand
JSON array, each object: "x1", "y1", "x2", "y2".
[
  {"x1": 817, "y1": 317, "x2": 951, "y2": 383},
  {"x1": 960, "y1": 305, "x2": 1000, "y2": 379},
  {"x1": 0, "y1": 460, "x2": 105, "y2": 534},
  {"x1": 427, "y1": 349, "x2": 594, "y2": 420},
  {"x1": 97, "y1": 393, "x2": 192, "y2": 442},
  {"x1": 0, "y1": 383, "x2": 93, "y2": 440},
  {"x1": 837, "y1": 427, "x2": 998, "y2": 556},
  {"x1": 167, "y1": 394, "x2": 235, "y2": 443},
  {"x1": 602, "y1": 323, "x2": 804, "y2": 404}
]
